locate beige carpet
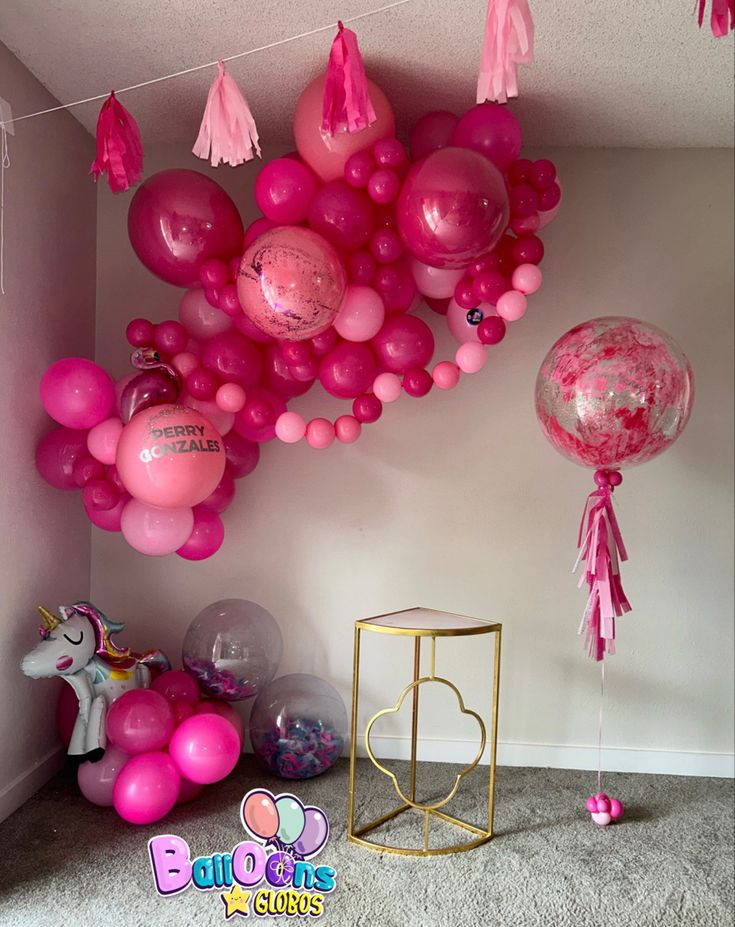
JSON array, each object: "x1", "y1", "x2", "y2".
[{"x1": 0, "y1": 758, "x2": 732, "y2": 927}]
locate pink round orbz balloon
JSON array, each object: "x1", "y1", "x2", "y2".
[
  {"x1": 106, "y1": 689, "x2": 175, "y2": 755},
  {"x1": 128, "y1": 170, "x2": 244, "y2": 287},
  {"x1": 535, "y1": 317, "x2": 694, "y2": 469},
  {"x1": 237, "y1": 227, "x2": 347, "y2": 340},
  {"x1": 168, "y1": 714, "x2": 241, "y2": 784},
  {"x1": 294, "y1": 75, "x2": 395, "y2": 182},
  {"x1": 116, "y1": 404, "x2": 225, "y2": 508},
  {"x1": 396, "y1": 148, "x2": 509, "y2": 269},
  {"x1": 40, "y1": 358, "x2": 115, "y2": 430},
  {"x1": 78, "y1": 746, "x2": 130, "y2": 807},
  {"x1": 113, "y1": 751, "x2": 181, "y2": 825}
]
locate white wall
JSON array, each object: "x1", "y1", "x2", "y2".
[
  {"x1": 0, "y1": 43, "x2": 96, "y2": 817},
  {"x1": 93, "y1": 145, "x2": 734, "y2": 776}
]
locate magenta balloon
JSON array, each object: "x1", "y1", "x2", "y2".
[
  {"x1": 242, "y1": 789, "x2": 279, "y2": 840},
  {"x1": 237, "y1": 227, "x2": 347, "y2": 341},
  {"x1": 371, "y1": 315, "x2": 435, "y2": 374},
  {"x1": 396, "y1": 147, "x2": 509, "y2": 269},
  {"x1": 410, "y1": 110, "x2": 459, "y2": 160},
  {"x1": 40, "y1": 358, "x2": 115, "y2": 430},
  {"x1": 119, "y1": 369, "x2": 181, "y2": 424},
  {"x1": 169, "y1": 714, "x2": 241, "y2": 784},
  {"x1": 223, "y1": 431, "x2": 260, "y2": 478},
  {"x1": 36, "y1": 427, "x2": 89, "y2": 490},
  {"x1": 233, "y1": 387, "x2": 286, "y2": 443},
  {"x1": 85, "y1": 492, "x2": 129, "y2": 531},
  {"x1": 113, "y1": 751, "x2": 180, "y2": 825},
  {"x1": 318, "y1": 341, "x2": 378, "y2": 399},
  {"x1": 262, "y1": 343, "x2": 315, "y2": 399},
  {"x1": 151, "y1": 670, "x2": 201, "y2": 706},
  {"x1": 106, "y1": 689, "x2": 175, "y2": 755},
  {"x1": 201, "y1": 331, "x2": 263, "y2": 387},
  {"x1": 195, "y1": 701, "x2": 245, "y2": 745},
  {"x1": 128, "y1": 169, "x2": 244, "y2": 287},
  {"x1": 200, "y1": 467, "x2": 236, "y2": 512},
  {"x1": 307, "y1": 180, "x2": 375, "y2": 253},
  {"x1": 233, "y1": 311, "x2": 275, "y2": 344},
  {"x1": 176, "y1": 505, "x2": 225, "y2": 561},
  {"x1": 451, "y1": 103, "x2": 522, "y2": 171},
  {"x1": 254, "y1": 158, "x2": 318, "y2": 225}
]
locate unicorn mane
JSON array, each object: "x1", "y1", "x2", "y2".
[{"x1": 69, "y1": 601, "x2": 139, "y2": 671}]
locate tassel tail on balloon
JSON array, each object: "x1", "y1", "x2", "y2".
[
  {"x1": 193, "y1": 61, "x2": 260, "y2": 167},
  {"x1": 321, "y1": 21, "x2": 376, "y2": 135},
  {"x1": 90, "y1": 91, "x2": 143, "y2": 193},
  {"x1": 573, "y1": 470, "x2": 631, "y2": 661},
  {"x1": 477, "y1": 0, "x2": 535, "y2": 104}
]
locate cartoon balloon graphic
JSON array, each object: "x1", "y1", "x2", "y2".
[
  {"x1": 275, "y1": 795, "x2": 306, "y2": 846},
  {"x1": 242, "y1": 789, "x2": 279, "y2": 841},
  {"x1": 292, "y1": 807, "x2": 329, "y2": 859}
]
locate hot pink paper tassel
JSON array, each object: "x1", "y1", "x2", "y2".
[
  {"x1": 193, "y1": 61, "x2": 260, "y2": 167},
  {"x1": 90, "y1": 91, "x2": 143, "y2": 193},
  {"x1": 322, "y1": 21, "x2": 376, "y2": 136},
  {"x1": 476, "y1": 0, "x2": 534, "y2": 104},
  {"x1": 697, "y1": 0, "x2": 734, "y2": 37},
  {"x1": 574, "y1": 473, "x2": 631, "y2": 661}
]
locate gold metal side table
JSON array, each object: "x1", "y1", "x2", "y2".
[{"x1": 347, "y1": 607, "x2": 502, "y2": 857}]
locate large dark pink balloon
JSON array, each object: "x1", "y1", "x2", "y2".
[
  {"x1": 223, "y1": 431, "x2": 260, "y2": 478},
  {"x1": 409, "y1": 110, "x2": 459, "y2": 161},
  {"x1": 201, "y1": 331, "x2": 263, "y2": 387},
  {"x1": 451, "y1": 103, "x2": 522, "y2": 171},
  {"x1": 307, "y1": 180, "x2": 375, "y2": 253},
  {"x1": 319, "y1": 342, "x2": 378, "y2": 399},
  {"x1": 36, "y1": 427, "x2": 90, "y2": 490},
  {"x1": 128, "y1": 170, "x2": 244, "y2": 287},
  {"x1": 396, "y1": 148, "x2": 509, "y2": 269},
  {"x1": 371, "y1": 315, "x2": 435, "y2": 374}
]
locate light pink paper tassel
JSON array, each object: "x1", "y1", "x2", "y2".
[
  {"x1": 193, "y1": 61, "x2": 260, "y2": 167},
  {"x1": 90, "y1": 91, "x2": 143, "y2": 193},
  {"x1": 697, "y1": 0, "x2": 734, "y2": 37},
  {"x1": 322, "y1": 21, "x2": 376, "y2": 136},
  {"x1": 477, "y1": 0, "x2": 534, "y2": 104}
]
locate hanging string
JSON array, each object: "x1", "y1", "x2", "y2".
[
  {"x1": 596, "y1": 660, "x2": 605, "y2": 794},
  {"x1": 0, "y1": 126, "x2": 9, "y2": 295},
  {"x1": 0, "y1": 0, "x2": 412, "y2": 130}
]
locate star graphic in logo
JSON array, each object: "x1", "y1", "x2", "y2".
[{"x1": 221, "y1": 884, "x2": 252, "y2": 919}]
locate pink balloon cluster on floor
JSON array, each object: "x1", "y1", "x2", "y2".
[
  {"x1": 36, "y1": 75, "x2": 560, "y2": 558},
  {"x1": 585, "y1": 793, "x2": 624, "y2": 826},
  {"x1": 76, "y1": 668, "x2": 243, "y2": 825}
]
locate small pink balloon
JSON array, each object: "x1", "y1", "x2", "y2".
[
  {"x1": 172, "y1": 700, "x2": 195, "y2": 726},
  {"x1": 78, "y1": 746, "x2": 130, "y2": 807},
  {"x1": 216, "y1": 383, "x2": 247, "y2": 413},
  {"x1": 306, "y1": 418, "x2": 336, "y2": 449},
  {"x1": 113, "y1": 751, "x2": 181, "y2": 825},
  {"x1": 335, "y1": 415, "x2": 361, "y2": 444},
  {"x1": 585, "y1": 795, "x2": 599, "y2": 814},
  {"x1": 194, "y1": 700, "x2": 245, "y2": 745},
  {"x1": 496, "y1": 290, "x2": 528, "y2": 322},
  {"x1": 373, "y1": 372, "x2": 402, "y2": 403},
  {"x1": 334, "y1": 285, "x2": 385, "y2": 342},
  {"x1": 169, "y1": 714, "x2": 241, "y2": 784},
  {"x1": 512, "y1": 264, "x2": 543, "y2": 295},
  {"x1": 255, "y1": 158, "x2": 318, "y2": 224},
  {"x1": 433, "y1": 361, "x2": 460, "y2": 390},
  {"x1": 106, "y1": 689, "x2": 175, "y2": 754},
  {"x1": 171, "y1": 352, "x2": 200, "y2": 379},
  {"x1": 446, "y1": 297, "x2": 496, "y2": 344},
  {"x1": 40, "y1": 358, "x2": 116, "y2": 430},
  {"x1": 224, "y1": 431, "x2": 260, "y2": 478},
  {"x1": 609, "y1": 798, "x2": 624, "y2": 820},
  {"x1": 243, "y1": 216, "x2": 276, "y2": 249},
  {"x1": 456, "y1": 342, "x2": 487, "y2": 374},
  {"x1": 410, "y1": 110, "x2": 459, "y2": 160},
  {"x1": 151, "y1": 670, "x2": 201, "y2": 705},
  {"x1": 86, "y1": 418, "x2": 123, "y2": 465},
  {"x1": 596, "y1": 797, "x2": 611, "y2": 814},
  {"x1": 275, "y1": 411, "x2": 306, "y2": 444},
  {"x1": 85, "y1": 492, "x2": 129, "y2": 531},
  {"x1": 591, "y1": 811, "x2": 612, "y2": 827},
  {"x1": 199, "y1": 468, "x2": 236, "y2": 513},
  {"x1": 319, "y1": 341, "x2": 378, "y2": 399},
  {"x1": 82, "y1": 478, "x2": 119, "y2": 512},
  {"x1": 176, "y1": 505, "x2": 225, "y2": 561},
  {"x1": 262, "y1": 343, "x2": 315, "y2": 399},
  {"x1": 179, "y1": 287, "x2": 233, "y2": 341},
  {"x1": 121, "y1": 498, "x2": 194, "y2": 556},
  {"x1": 36, "y1": 427, "x2": 89, "y2": 490}
]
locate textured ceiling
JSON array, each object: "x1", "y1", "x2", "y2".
[{"x1": 1, "y1": 0, "x2": 733, "y2": 148}]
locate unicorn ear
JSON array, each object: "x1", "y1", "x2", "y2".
[{"x1": 58, "y1": 605, "x2": 75, "y2": 622}]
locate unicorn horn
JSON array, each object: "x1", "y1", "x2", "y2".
[{"x1": 38, "y1": 606, "x2": 61, "y2": 631}]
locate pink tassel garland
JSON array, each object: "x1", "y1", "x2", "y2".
[
  {"x1": 193, "y1": 61, "x2": 261, "y2": 167},
  {"x1": 322, "y1": 21, "x2": 376, "y2": 136},
  {"x1": 574, "y1": 474, "x2": 631, "y2": 662},
  {"x1": 90, "y1": 91, "x2": 143, "y2": 193},
  {"x1": 697, "y1": 0, "x2": 734, "y2": 36},
  {"x1": 477, "y1": 0, "x2": 535, "y2": 104}
]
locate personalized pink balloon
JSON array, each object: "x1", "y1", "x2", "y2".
[
  {"x1": 40, "y1": 358, "x2": 115, "y2": 430},
  {"x1": 116, "y1": 404, "x2": 225, "y2": 508},
  {"x1": 128, "y1": 170, "x2": 244, "y2": 287},
  {"x1": 237, "y1": 227, "x2": 346, "y2": 341}
]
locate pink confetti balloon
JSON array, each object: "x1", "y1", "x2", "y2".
[
  {"x1": 237, "y1": 227, "x2": 347, "y2": 341},
  {"x1": 128, "y1": 170, "x2": 244, "y2": 287},
  {"x1": 40, "y1": 358, "x2": 116, "y2": 430},
  {"x1": 535, "y1": 317, "x2": 694, "y2": 469},
  {"x1": 396, "y1": 147, "x2": 509, "y2": 269}
]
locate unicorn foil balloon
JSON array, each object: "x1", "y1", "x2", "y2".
[{"x1": 21, "y1": 601, "x2": 169, "y2": 759}]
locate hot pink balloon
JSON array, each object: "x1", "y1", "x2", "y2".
[
  {"x1": 233, "y1": 387, "x2": 286, "y2": 443},
  {"x1": 121, "y1": 498, "x2": 194, "y2": 556},
  {"x1": 177, "y1": 775, "x2": 204, "y2": 804},
  {"x1": 179, "y1": 286, "x2": 233, "y2": 341},
  {"x1": 237, "y1": 227, "x2": 346, "y2": 341},
  {"x1": 85, "y1": 492, "x2": 129, "y2": 531},
  {"x1": 262, "y1": 344, "x2": 315, "y2": 399},
  {"x1": 410, "y1": 110, "x2": 459, "y2": 160},
  {"x1": 151, "y1": 670, "x2": 201, "y2": 706},
  {"x1": 106, "y1": 689, "x2": 175, "y2": 755},
  {"x1": 334, "y1": 285, "x2": 385, "y2": 342},
  {"x1": 200, "y1": 468, "x2": 236, "y2": 513},
  {"x1": 233, "y1": 311, "x2": 274, "y2": 344},
  {"x1": 78, "y1": 746, "x2": 130, "y2": 807},
  {"x1": 254, "y1": 158, "x2": 318, "y2": 224},
  {"x1": 169, "y1": 714, "x2": 241, "y2": 784},
  {"x1": 116, "y1": 404, "x2": 225, "y2": 508},
  {"x1": 319, "y1": 341, "x2": 378, "y2": 399},
  {"x1": 371, "y1": 315, "x2": 435, "y2": 374},
  {"x1": 35, "y1": 427, "x2": 89, "y2": 490},
  {"x1": 113, "y1": 751, "x2": 181, "y2": 825},
  {"x1": 128, "y1": 170, "x2": 244, "y2": 287},
  {"x1": 224, "y1": 431, "x2": 260, "y2": 478},
  {"x1": 307, "y1": 181, "x2": 375, "y2": 253},
  {"x1": 294, "y1": 75, "x2": 395, "y2": 182},
  {"x1": 242, "y1": 789, "x2": 279, "y2": 840},
  {"x1": 40, "y1": 358, "x2": 115, "y2": 430},
  {"x1": 195, "y1": 700, "x2": 244, "y2": 745},
  {"x1": 201, "y1": 330, "x2": 263, "y2": 388},
  {"x1": 243, "y1": 216, "x2": 276, "y2": 249},
  {"x1": 176, "y1": 505, "x2": 225, "y2": 561},
  {"x1": 451, "y1": 103, "x2": 522, "y2": 171},
  {"x1": 396, "y1": 147, "x2": 509, "y2": 269}
]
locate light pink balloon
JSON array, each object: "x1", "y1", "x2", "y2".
[
  {"x1": 116, "y1": 404, "x2": 226, "y2": 508},
  {"x1": 409, "y1": 258, "x2": 465, "y2": 299},
  {"x1": 275, "y1": 411, "x2": 306, "y2": 443},
  {"x1": 87, "y1": 417, "x2": 123, "y2": 465},
  {"x1": 537, "y1": 179, "x2": 563, "y2": 229},
  {"x1": 121, "y1": 498, "x2": 194, "y2": 556},
  {"x1": 373, "y1": 372, "x2": 402, "y2": 403},
  {"x1": 215, "y1": 383, "x2": 246, "y2": 413},
  {"x1": 432, "y1": 361, "x2": 460, "y2": 390},
  {"x1": 40, "y1": 358, "x2": 116, "y2": 430},
  {"x1": 456, "y1": 342, "x2": 487, "y2": 373},
  {"x1": 180, "y1": 394, "x2": 235, "y2": 436},
  {"x1": 306, "y1": 418, "x2": 335, "y2": 450},
  {"x1": 78, "y1": 746, "x2": 130, "y2": 807},
  {"x1": 171, "y1": 352, "x2": 200, "y2": 378},
  {"x1": 512, "y1": 263, "x2": 543, "y2": 295},
  {"x1": 294, "y1": 75, "x2": 395, "y2": 182},
  {"x1": 496, "y1": 290, "x2": 528, "y2": 322},
  {"x1": 335, "y1": 415, "x2": 361, "y2": 443},
  {"x1": 113, "y1": 751, "x2": 181, "y2": 825},
  {"x1": 334, "y1": 285, "x2": 385, "y2": 342},
  {"x1": 169, "y1": 714, "x2": 241, "y2": 784},
  {"x1": 179, "y1": 286, "x2": 233, "y2": 341}
]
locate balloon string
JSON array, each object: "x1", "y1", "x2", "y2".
[
  {"x1": 597, "y1": 660, "x2": 605, "y2": 794},
  {"x1": 0, "y1": 0, "x2": 412, "y2": 129},
  {"x1": 0, "y1": 125, "x2": 9, "y2": 296}
]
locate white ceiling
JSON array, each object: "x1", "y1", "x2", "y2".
[{"x1": 1, "y1": 0, "x2": 733, "y2": 148}]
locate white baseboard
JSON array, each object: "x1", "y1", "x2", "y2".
[
  {"x1": 0, "y1": 746, "x2": 66, "y2": 823},
  {"x1": 357, "y1": 735, "x2": 735, "y2": 778}
]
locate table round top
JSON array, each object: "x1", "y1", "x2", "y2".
[{"x1": 355, "y1": 607, "x2": 500, "y2": 637}]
